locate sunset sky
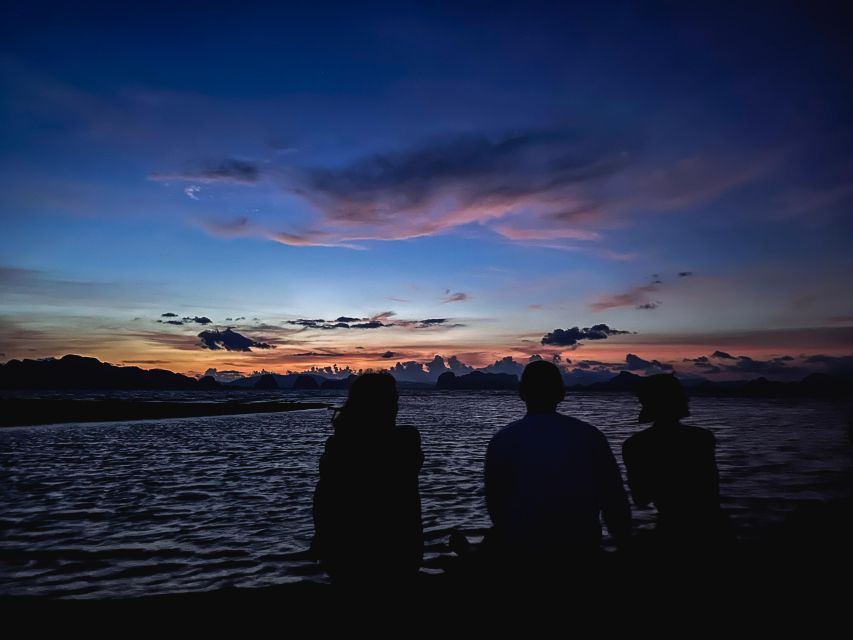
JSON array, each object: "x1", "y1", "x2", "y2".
[{"x1": 2, "y1": 2, "x2": 852, "y2": 382}]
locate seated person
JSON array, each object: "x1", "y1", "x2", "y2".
[
  {"x1": 622, "y1": 374, "x2": 728, "y2": 546},
  {"x1": 311, "y1": 373, "x2": 423, "y2": 585}
]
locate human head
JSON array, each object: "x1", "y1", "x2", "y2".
[
  {"x1": 519, "y1": 360, "x2": 565, "y2": 414},
  {"x1": 333, "y1": 372, "x2": 399, "y2": 433},
  {"x1": 635, "y1": 373, "x2": 690, "y2": 424}
]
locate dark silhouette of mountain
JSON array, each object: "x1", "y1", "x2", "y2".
[
  {"x1": 254, "y1": 373, "x2": 279, "y2": 390},
  {"x1": 691, "y1": 374, "x2": 853, "y2": 398},
  {"x1": 3, "y1": 354, "x2": 849, "y2": 397},
  {"x1": 435, "y1": 371, "x2": 519, "y2": 390},
  {"x1": 0, "y1": 354, "x2": 218, "y2": 390},
  {"x1": 395, "y1": 380, "x2": 435, "y2": 390},
  {"x1": 294, "y1": 374, "x2": 321, "y2": 390},
  {"x1": 197, "y1": 375, "x2": 220, "y2": 389},
  {"x1": 320, "y1": 375, "x2": 357, "y2": 390},
  {"x1": 584, "y1": 371, "x2": 643, "y2": 392},
  {"x1": 228, "y1": 373, "x2": 296, "y2": 388}
]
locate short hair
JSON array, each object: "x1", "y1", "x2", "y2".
[
  {"x1": 519, "y1": 360, "x2": 565, "y2": 408},
  {"x1": 635, "y1": 373, "x2": 689, "y2": 423}
]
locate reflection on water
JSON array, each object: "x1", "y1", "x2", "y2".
[{"x1": 1, "y1": 391, "x2": 850, "y2": 598}]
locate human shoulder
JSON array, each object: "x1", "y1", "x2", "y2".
[
  {"x1": 392, "y1": 424, "x2": 422, "y2": 451},
  {"x1": 682, "y1": 424, "x2": 716, "y2": 445},
  {"x1": 486, "y1": 417, "x2": 527, "y2": 452},
  {"x1": 623, "y1": 427, "x2": 655, "y2": 451},
  {"x1": 556, "y1": 412, "x2": 600, "y2": 431},
  {"x1": 554, "y1": 412, "x2": 612, "y2": 445}
]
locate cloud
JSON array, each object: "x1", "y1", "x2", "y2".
[
  {"x1": 264, "y1": 127, "x2": 635, "y2": 248},
  {"x1": 371, "y1": 311, "x2": 397, "y2": 322},
  {"x1": 157, "y1": 314, "x2": 212, "y2": 326},
  {"x1": 284, "y1": 313, "x2": 459, "y2": 331},
  {"x1": 683, "y1": 351, "x2": 805, "y2": 377},
  {"x1": 406, "y1": 318, "x2": 466, "y2": 329},
  {"x1": 419, "y1": 318, "x2": 448, "y2": 326},
  {"x1": 388, "y1": 360, "x2": 429, "y2": 383},
  {"x1": 712, "y1": 350, "x2": 736, "y2": 359},
  {"x1": 150, "y1": 158, "x2": 260, "y2": 185},
  {"x1": 625, "y1": 353, "x2": 673, "y2": 372},
  {"x1": 381, "y1": 351, "x2": 398, "y2": 359},
  {"x1": 480, "y1": 356, "x2": 525, "y2": 376},
  {"x1": 292, "y1": 351, "x2": 346, "y2": 357},
  {"x1": 197, "y1": 217, "x2": 255, "y2": 238},
  {"x1": 442, "y1": 292, "x2": 468, "y2": 303},
  {"x1": 203, "y1": 368, "x2": 246, "y2": 383},
  {"x1": 184, "y1": 185, "x2": 201, "y2": 200},
  {"x1": 591, "y1": 283, "x2": 660, "y2": 311},
  {"x1": 803, "y1": 354, "x2": 853, "y2": 375},
  {"x1": 197, "y1": 328, "x2": 274, "y2": 352},
  {"x1": 541, "y1": 324, "x2": 632, "y2": 347},
  {"x1": 445, "y1": 355, "x2": 475, "y2": 374},
  {"x1": 179, "y1": 127, "x2": 771, "y2": 252},
  {"x1": 592, "y1": 271, "x2": 699, "y2": 311},
  {"x1": 285, "y1": 318, "x2": 385, "y2": 330}
]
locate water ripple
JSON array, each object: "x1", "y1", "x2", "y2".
[{"x1": 1, "y1": 391, "x2": 850, "y2": 598}]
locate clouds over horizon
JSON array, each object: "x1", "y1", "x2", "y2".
[
  {"x1": 285, "y1": 314, "x2": 462, "y2": 331},
  {"x1": 197, "y1": 328, "x2": 274, "y2": 352},
  {"x1": 541, "y1": 324, "x2": 632, "y2": 347},
  {"x1": 683, "y1": 351, "x2": 801, "y2": 376},
  {"x1": 157, "y1": 315, "x2": 213, "y2": 326}
]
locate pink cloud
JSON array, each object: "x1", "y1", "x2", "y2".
[{"x1": 591, "y1": 283, "x2": 661, "y2": 311}]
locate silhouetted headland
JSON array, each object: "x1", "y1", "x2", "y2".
[
  {"x1": 0, "y1": 354, "x2": 216, "y2": 390},
  {"x1": 436, "y1": 371, "x2": 519, "y2": 390},
  {"x1": 4, "y1": 354, "x2": 849, "y2": 398}
]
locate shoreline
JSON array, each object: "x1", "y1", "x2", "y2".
[{"x1": 0, "y1": 399, "x2": 332, "y2": 428}]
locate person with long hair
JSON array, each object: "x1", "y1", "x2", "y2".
[
  {"x1": 311, "y1": 373, "x2": 424, "y2": 585},
  {"x1": 622, "y1": 374, "x2": 728, "y2": 548}
]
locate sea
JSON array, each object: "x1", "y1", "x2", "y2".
[{"x1": 1, "y1": 390, "x2": 851, "y2": 598}]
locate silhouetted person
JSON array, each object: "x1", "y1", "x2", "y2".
[
  {"x1": 311, "y1": 373, "x2": 423, "y2": 586},
  {"x1": 622, "y1": 374, "x2": 726, "y2": 546},
  {"x1": 484, "y1": 361, "x2": 631, "y2": 573}
]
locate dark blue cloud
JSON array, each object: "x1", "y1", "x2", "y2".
[
  {"x1": 197, "y1": 328, "x2": 273, "y2": 352},
  {"x1": 541, "y1": 324, "x2": 632, "y2": 347}
]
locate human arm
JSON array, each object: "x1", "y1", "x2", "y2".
[
  {"x1": 484, "y1": 434, "x2": 510, "y2": 528},
  {"x1": 622, "y1": 437, "x2": 653, "y2": 508},
  {"x1": 599, "y1": 436, "x2": 632, "y2": 548},
  {"x1": 310, "y1": 435, "x2": 336, "y2": 556}
]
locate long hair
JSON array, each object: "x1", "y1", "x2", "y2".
[{"x1": 332, "y1": 372, "x2": 399, "y2": 434}]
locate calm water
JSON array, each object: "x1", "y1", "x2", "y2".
[{"x1": 1, "y1": 391, "x2": 851, "y2": 598}]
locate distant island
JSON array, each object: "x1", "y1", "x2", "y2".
[
  {"x1": 436, "y1": 371, "x2": 519, "y2": 390},
  {"x1": 1, "y1": 354, "x2": 851, "y2": 400}
]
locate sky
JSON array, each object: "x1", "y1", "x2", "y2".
[{"x1": 1, "y1": 1, "x2": 852, "y2": 382}]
